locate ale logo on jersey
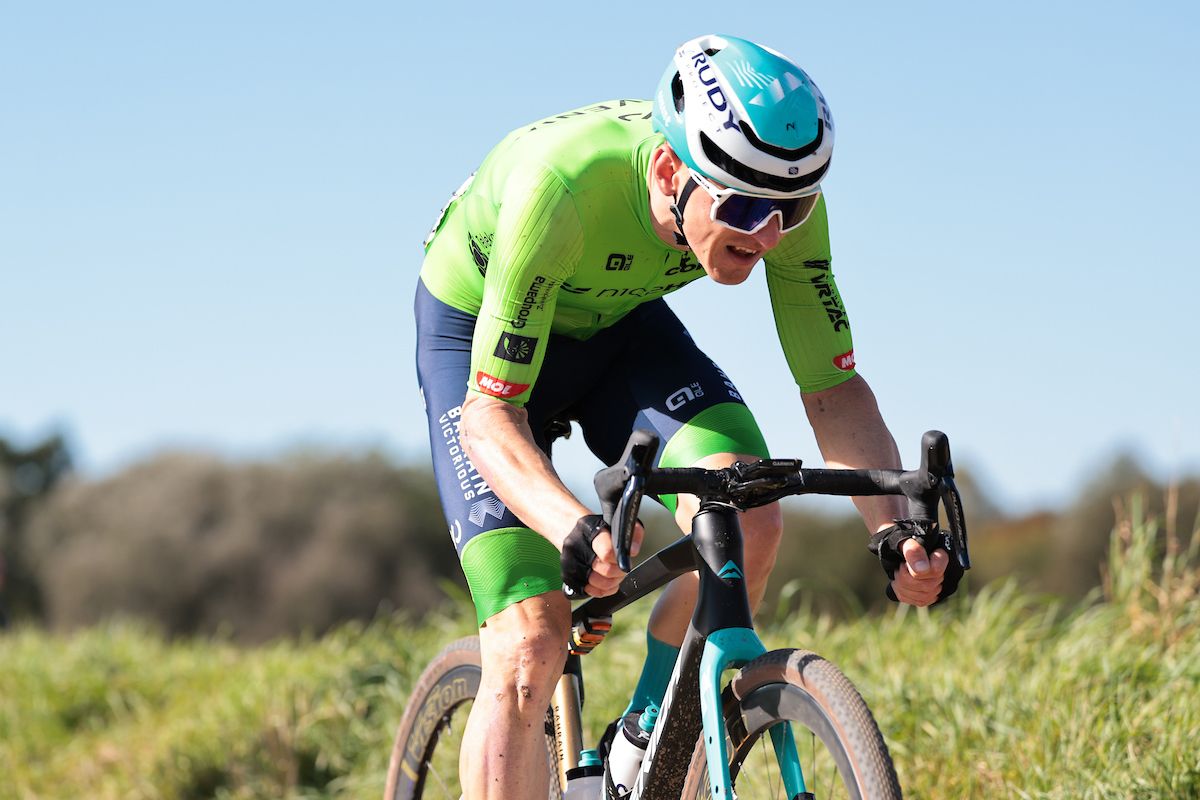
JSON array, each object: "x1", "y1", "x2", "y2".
[
  {"x1": 494, "y1": 333, "x2": 537, "y2": 365},
  {"x1": 475, "y1": 371, "x2": 530, "y2": 398},
  {"x1": 833, "y1": 349, "x2": 856, "y2": 371}
]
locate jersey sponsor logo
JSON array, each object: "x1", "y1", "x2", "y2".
[
  {"x1": 595, "y1": 278, "x2": 698, "y2": 299},
  {"x1": 438, "y1": 405, "x2": 494, "y2": 501},
  {"x1": 560, "y1": 282, "x2": 590, "y2": 294},
  {"x1": 805, "y1": 259, "x2": 849, "y2": 332},
  {"x1": 605, "y1": 253, "x2": 634, "y2": 271},
  {"x1": 527, "y1": 100, "x2": 649, "y2": 131},
  {"x1": 618, "y1": 110, "x2": 653, "y2": 122},
  {"x1": 494, "y1": 332, "x2": 537, "y2": 364},
  {"x1": 468, "y1": 496, "x2": 508, "y2": 527},
  {"x1": 511, "y1": 276, "x2": 548, "y2": 328},
  {"x1": 713, "y1": 363, "x2": 743, "y2": 402},
  {"x1": 475, "y1": 371, "x2": 530, "y2": 398},
  {"x1": 665, "y1": 251, "x2": 703, "y2": 276},
  {"x1": 468, "y1": 233, "x2": 491, "y2": 276},
  {"x1": 666, "y1": 382, "x2": 705, "y2": 411},
  {"x1": 833, "y1": 349, "x2": 856, "y2": 371}
]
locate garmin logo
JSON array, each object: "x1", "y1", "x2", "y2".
[{"x1": 690, "y1": 51, "x2": 738, "y2": 131}]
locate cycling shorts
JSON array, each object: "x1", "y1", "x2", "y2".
[{"x1": 415, "y1": 279, "x2": 769, "y2": 624}]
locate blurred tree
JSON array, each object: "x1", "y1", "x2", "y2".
[
  {"x1": 23, "y1": 450, "x2": 457, "y2": 641},
  {"x1": 0, "y1": 433, "x2": 73, "y2": 624}
]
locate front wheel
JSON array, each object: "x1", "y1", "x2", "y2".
[
  {"x1": 384, "y1": 636, "x2": 563, "y2": 800},
  {"x1": 682, "y1": 648, "x2": 901, "y2": 800}
]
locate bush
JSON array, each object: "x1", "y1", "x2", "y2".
[{"x1": 22, "y1": 451, "x2": 459, "y2": 641}]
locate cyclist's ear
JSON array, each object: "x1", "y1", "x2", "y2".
[{"x1": 650, "y1": 144, "x2": 686, "y2": 197}]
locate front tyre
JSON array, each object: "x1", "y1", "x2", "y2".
[{"x1": 682, "y1": 649, "x2": 901, "y2": 800}]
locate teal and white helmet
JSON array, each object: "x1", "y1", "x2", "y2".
[{"x1": 653, "y1": 34, "x2": 834, "y2": 199}]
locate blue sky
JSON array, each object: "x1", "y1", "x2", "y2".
[{"x1": 2, "y1": 1, "x2": 1197, "y2": 514}]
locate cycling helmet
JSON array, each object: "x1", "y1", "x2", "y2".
[{"x1": 652, "y1": 34, "x2": 834, "y2": 199}]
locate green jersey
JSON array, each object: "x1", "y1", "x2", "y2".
[{"x1": 420, "y1": 100, "x2": 857, "y2": 405}]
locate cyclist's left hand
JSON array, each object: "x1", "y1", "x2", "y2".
[{"x1": 890, "y1": 539, "x2": 949, "y2": 607}]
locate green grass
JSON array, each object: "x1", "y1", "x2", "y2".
[{"x1": 2, "y1": 500, "x2": 1198, "y2": 799}]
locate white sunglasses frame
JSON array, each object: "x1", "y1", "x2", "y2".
[{"x1": 690, "y1": 171, "x2": 821, "y2": 235}]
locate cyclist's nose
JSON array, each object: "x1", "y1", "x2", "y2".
[{"x1": 750, "y1": 216, "x2": 784, "y2": 250}]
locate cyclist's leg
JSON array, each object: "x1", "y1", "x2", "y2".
[
  {"x1": 415, "y1": 280, "x2": 571, "y2": 799},
  {"x1": 572, "y1": 300, "x2": 782, "y2": 710}
]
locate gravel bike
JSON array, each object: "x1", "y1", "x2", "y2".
[{"x1": 385, "y1": 429, "x2": 970, "y2": 799}]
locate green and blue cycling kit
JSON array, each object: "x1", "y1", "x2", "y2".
[{"x1": 416, "y1": 100, "x2": 857, "y2": 623}]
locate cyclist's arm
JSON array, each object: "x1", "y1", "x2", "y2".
[
  {"x1": 764, "y1": 201, "x2": 945, "y2": 604},
  {"x1": 802, "y1": 376, "x2": 947, "y2": 607},
  {"x1": 460, "y1": 396, "x2": 632, "y2": 596},
  {"x1": 763, "y1": 198, "x2": 900, "y2": 527},
  {"x1": 460, "y1": 396, "x2": 586, "y2": 545},
  {"x1": 800, "y1": 375, "x2": 905, "y2": 531}
]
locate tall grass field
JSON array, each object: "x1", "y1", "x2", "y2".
[{"x1": 2, "y1": 499, "x2": 1198, "y2": 799}]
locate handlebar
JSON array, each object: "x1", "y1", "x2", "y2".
[{"x1": 592, "y1": 429, "x2": 971, "y2": 575}]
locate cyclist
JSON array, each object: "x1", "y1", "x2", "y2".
[{"x1": 415, "y1": 34, "x2": 957, "y2": 799}]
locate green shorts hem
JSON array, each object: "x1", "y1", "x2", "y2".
[
  {"x1": 657, "y1": 402, "x2": 769, "y2": 514},
  {"x1": 460, "y1": 527, "x2": 562, "y2": 626}
]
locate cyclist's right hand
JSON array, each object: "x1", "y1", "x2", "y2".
[
  {"x1": 869, "y1": 521, "x2": 964, "y2": 606},
  {"x1": 561, "y1": 514, "x2": 644, "y2": 597}
]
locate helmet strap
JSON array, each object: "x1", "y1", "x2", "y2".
[{"x1": 669, "y1": 177, "x2": 700, "y2": 246}]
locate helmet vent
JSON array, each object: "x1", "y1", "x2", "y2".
[{"x1": 671, "y1": 73, "x2": 685, "y2": 113}]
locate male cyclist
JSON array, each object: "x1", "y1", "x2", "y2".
[{"x1": 415, "y1": 34, "x2": 959, "y2": 799}]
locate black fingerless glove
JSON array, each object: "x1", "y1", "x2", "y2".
[
  {"x1": 868, "y1": 520, "x2": 964, "y2": 605},
  {"x1": 561, "y1": 514, "x2": 608, "y2": 596}
]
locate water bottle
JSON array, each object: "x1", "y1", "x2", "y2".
[
  {"x1": 604, "y1": 704, "x2": 659, "y2": 797},
  {"x1": 563, "y1": 748, "x2": 604, "y2": 800}
]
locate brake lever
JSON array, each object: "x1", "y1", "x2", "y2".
[
  {"x1": 940, "y1": 474, "x2": 971, "y2": 570},
  {"x1": 595, "y1": 431, "x2": 659, "y2": 572}
]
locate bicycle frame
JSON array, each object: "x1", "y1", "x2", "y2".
[{"x1": 558, "y1": 500, "x2": 802, "y2": 800}]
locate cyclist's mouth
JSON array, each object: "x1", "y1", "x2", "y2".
[{"x1": 726, "y1": 245, "x2": 760, "y2": 262}]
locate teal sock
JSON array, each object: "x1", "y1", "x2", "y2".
[{"x1": 622, "y1": 632, "x2": 681, "y2": 716}]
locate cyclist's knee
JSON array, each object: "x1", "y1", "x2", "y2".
[
  {"x1": 478, "y1": 590, "x2": 570, "y2": 713},
  {"x1": 741, "y1": 501, "x2": 784, "y2": 581}
]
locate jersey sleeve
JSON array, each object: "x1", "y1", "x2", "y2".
[
  {"x1": 762, "y1": 196, "x2": 858, "y2": 393},
  {"x1": 468, "y1": 163, "x2": 584, "y2": 405}
]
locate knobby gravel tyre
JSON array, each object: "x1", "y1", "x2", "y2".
[
  {"x1": 384, "y1": 636, "x2": 563, "y2": 800},
  {"x1": 681, "y1": 648, "x2": 902, "y2": 800}
]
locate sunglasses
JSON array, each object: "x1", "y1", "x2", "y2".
[{"x1": 690, "y1": 172, "x2": 821, "y2": 235}]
